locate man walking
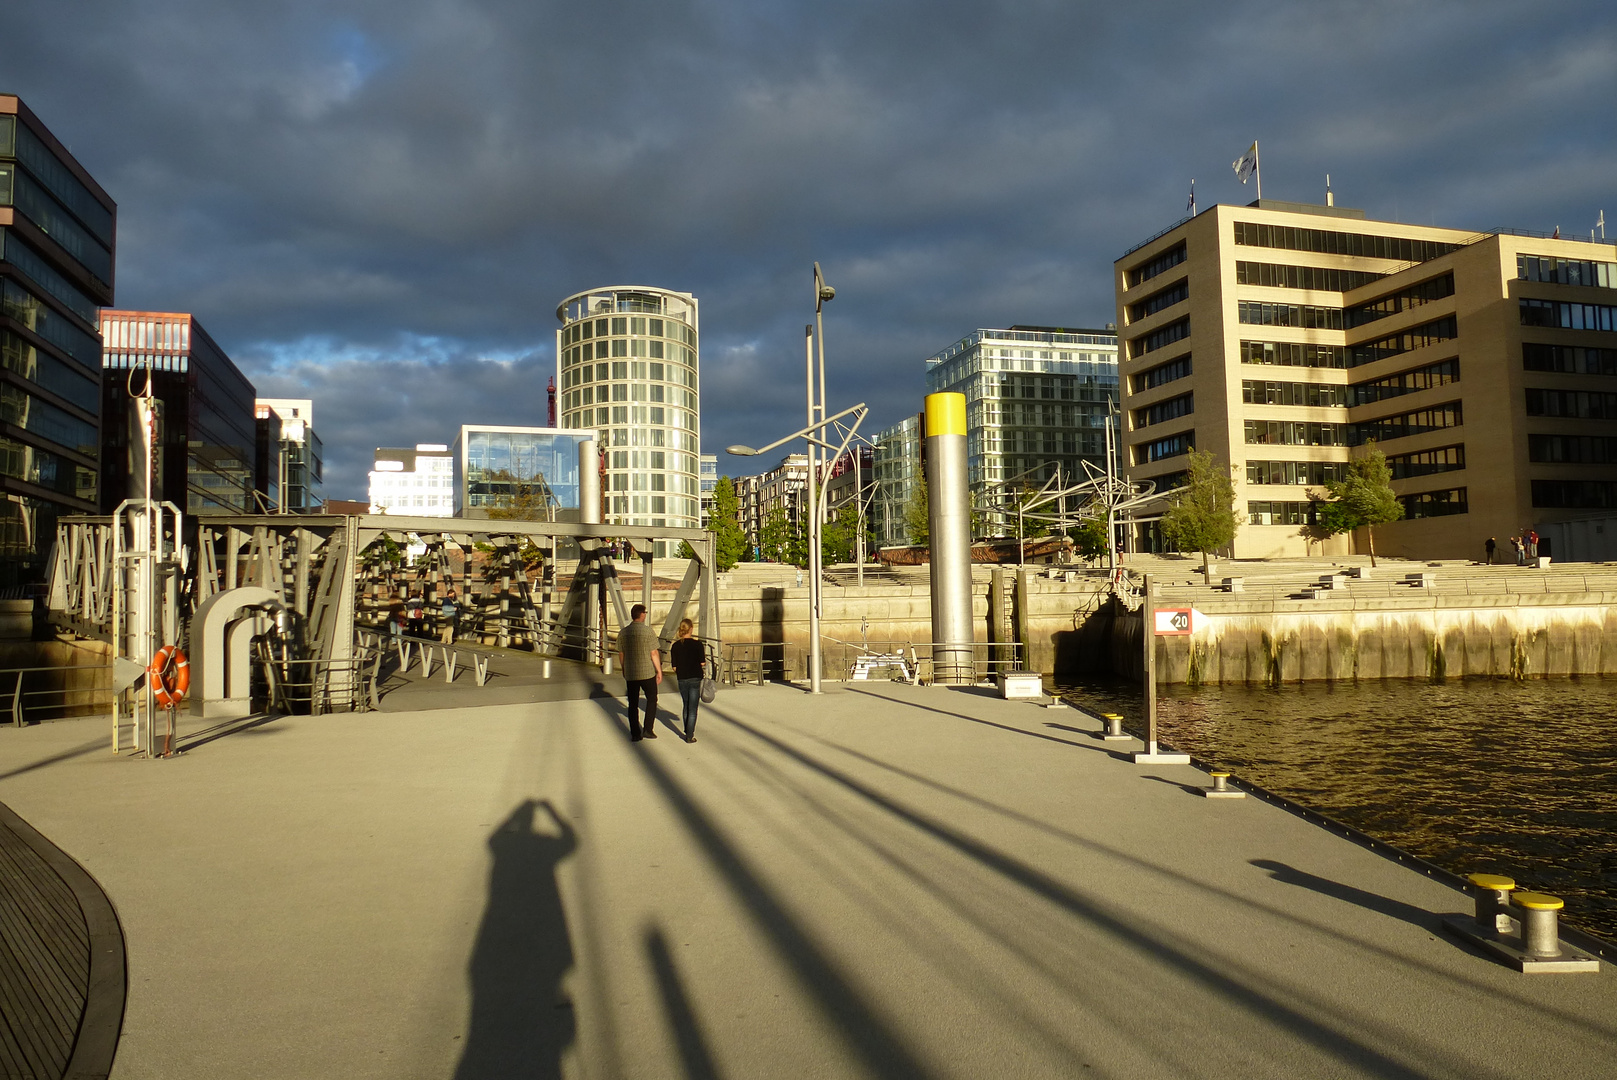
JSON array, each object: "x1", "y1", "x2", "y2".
[{"x1": 617, "y1": 603, "x2": 662, "y2": 741}]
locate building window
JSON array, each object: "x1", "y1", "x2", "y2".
[
  {"x1": 1245, "y1": 460, "x2": 1351, "y2": 486},
  {"x1": 1128, "y1": 280, "x2": 1188, "y2": 322},
  {"x1": 1349, "y1": 315, "x2": 1457, "y2": 367},
  {"x1": 1532, "y1": 480, "x2": 1617, "y2": 509},
  {"x1": 1386, "y1": 444, "x2": 1465, "y2": 478},
  {"x1": 1240, "y1": 341, "x2": 1347, "y2": 369},
  {"x1": 1244, "y1": 419, "x2": 1348, "y2": 447},
  {"x1": 1524, "y1": 389, "x2": 1617, "y2": 419},
  {"x1": 1237, "y1": 301, "x2": 1343, "y2": 330},
  {"x1": 1522, "y1": 343, "x2": 1617, "y2": 375},
  {"x1": 1247, "y1": 501, "x2": 1315, "y2": 526},
  {"x1": 1350, "y1": 402, "x2": 1462, "y2": 444},
  {"x1": 1519, "y1": 255, "x2": 1617, "y2": 288},
  {"x1": 1134, "y1": 392, "x2": 1193, "y2": 428},
  {"x1": 1241, "y1": 380, "x2": 1350, "y2": 408},
  {"x1": 1137, "y1": 430, "x2": 1193, "y2": 463},
  {"x1": 1520, "y1": 299, "x2": 1617, "y2": 332},
  {"x1": 1128, "y1": 317, "x2": 1190, "y2": 358},
  {"x1": 1233, "y1": 221, "x2": 1462, "y2": 262},
  {"x1": 1345, "y1": 274, "x2": 1453, "y2": 329},
  {"x1": 1401, "y1": 488, "x2": 1469, "y2": 518},
  {"x1": 1349, "y1": 358, "x2": 1459, "y2": 404},
  {"x1": 1126, "y1": 243, "x2": 1186, "y2": 287},
  {"x1": 1235, "y1": 262, "x2": 1384, "y2": 292}
]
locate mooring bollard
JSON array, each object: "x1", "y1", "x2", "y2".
[
  {"x1": 1467, "y1": 873, "x2": 1517, "y2": 934},
  {"x1": 542, "y1": 658, "x2": 551, "y2": 679},
  {"x1": 1512, "y1": 892, "x2": 1566, "y2": 957},
  {"x1": 1203, "y1": 770, "x2": 1246, "y2": 799},
  {"x1": 1101, "y1": 712, "x2": 1129, "y2": 741}
]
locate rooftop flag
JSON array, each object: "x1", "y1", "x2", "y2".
[
  {"x1": 1187, "y1": 178, "x2": 1196, "y2": 216},
  {"x1": 1232, "y1": 141, "x2": 1261, "y2": 199}
]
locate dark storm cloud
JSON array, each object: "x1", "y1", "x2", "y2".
[{"x1": 4, "y1": 1, "x2": 1614, "y2": 494}]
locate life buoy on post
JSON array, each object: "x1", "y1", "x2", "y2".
[{"x1": 149, "y1": 646, "x2": 191, "y2": 708}]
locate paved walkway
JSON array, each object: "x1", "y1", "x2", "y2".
[{"x1": 0, "y1": 683, "x2": 1613, "y2": 1079}]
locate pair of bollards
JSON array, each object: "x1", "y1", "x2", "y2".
[{"x1": 1445, "y1": 872, "x2": 1601, "y2": 972}]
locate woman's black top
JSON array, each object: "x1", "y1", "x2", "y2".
[{"x1": 670, "y1": 637, "x2": 705, "y2": 680}]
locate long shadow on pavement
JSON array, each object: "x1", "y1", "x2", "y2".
[
  {"x1": 1252, "y1": 859, "x2": 1441, "y2": 932},
  {"x1": 593, "y1": 697, "x2": 940, "y2": 1080},
  {"x1": 455, "y1": 799, "x2": 578, "y2": 1080},
  {"x1": 646, "y1": 927, "x2": 723, "y2": 1080}
]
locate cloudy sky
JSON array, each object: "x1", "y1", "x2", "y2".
[{"x1": 6, "y1": 1, "x2": 1614, "y2": 497}]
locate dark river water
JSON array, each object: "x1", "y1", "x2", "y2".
[{"x1": 1054, "y1": 677, "x2": 1617, "y2": 943}]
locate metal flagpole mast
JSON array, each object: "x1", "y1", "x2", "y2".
[{"x1": 1254, "y1": 140, "x2": 1262, "y2": 200}]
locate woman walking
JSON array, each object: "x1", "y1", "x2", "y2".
[{"x1": 670, "y1": 618, "x2": 706, "y2": 743}]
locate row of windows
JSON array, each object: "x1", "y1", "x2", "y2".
[
  {"x1": 1247, "y1": 500, "x2": 1312, "y2": 526},
  {"x1": 609, "y1": 449, "x2": 700, "y2": 474},
  {"x1": 0, "y1": 279, "x2": 99, "y2": 366},
  {"x1": 0, "y1": 327, "x2": 98, "y2": 413},
  {"x1": 562, "y1": 315, "x2": 695, "y2": 347},
  {"x1": 1237, "y1": 301, "x2": 1343, "y2": 330},
  {"x1": 1520, "y1": 298, "x2": 1617, "y2": 332},
  {"x1": 1518, "y1": 255, "x2": 1617, "y2": 289},
  {"x1": 1246, "y1": 459, "x2": 1350, "y2": 486},
  {"x1": 2, "y1": 117, "x2": 115, "y2": 246},
  {"x1": 1387, "y1": 444, "x2": 1465, "y2": 479},
  {"x1": 1233, "y1": 222, "x2": 1462, "y2": 263},
  {"x1": 1532, "y1": 480, "x2": 1617, "y2": 509},
  {"x1": 608, "y1": 472, "x2": 701, "y2": 494},
  {"x1": 1528, "y1": 434, "x2": 1617, "y2": 464},
  {"x1": 1240, "y1": 341, "x2": 1346, "y2": 369},
  {"x1": 1134, "y1": 392, "x2": 1193, "y2": 428},
  {"x1": 1402, "y1": 488, "x2": 1468, "y2": 519},
  {"x1": 1132, "y1": 354, "x2": 1191, "y2": 393},
  {"x1": 1244, "y1": 403, "x2": 1462, "y2": 447},
  {"x1": 564, "y1": 338, "x2": 695, "y2": 365},
  {"x1": 3, "y1": 167, "x2": 112, "y2": 287},
  {"x1": 562, "y1": 405, "x2": 697, "y2": 430},
  {"x1": 562, "y1": 360, "x2": 697, "y2": 390},
  {"x1": 1137, "y1": 430, "x2": 1193, "y2": 464},
  {"x1": 1242, "y1": 379, "x2": 1350, "y2": 408},
  {"x1": 1128, "y1": 280, "x2": 1187, "y2": 322},
  {"x1": 1351, "y1": 358, "x2": 1460, "y2": 404},
  {"x1": 579, "y1": 426, "x2": 698, "y2": 451},
  {"x1": 979, "y1": 402, "x2": 1107, "y2": 429},
  {"x1": 562, "y1": 382, "x2": 696, "y2": 409},
  {"x1": 1129, "y1": 317, "x2": 1189, "y2": 358},
  {"x1": 979, "y1": 374, "x2": 1115, "y2": 401},
  {"x1": 608, "y1": 494, "x2": 699, "y2": 519},
  {"x1": 1524, "y1": 388, "x2": 1617, "y2": 419},
  {"x1": 1234, "y1": 262, "x2": 1384, "y2": 292},
  {"x1": 0, "y1": 230, "x2": 99, "y2": 327},
  {"x1": 1126, "y1": 243, "x2": 1185, "y2": 287},
  {"x1": 1350, "y1": 315, "x2": 1457, "y2": 367},
  {"x1": 0, "y1": 433, "x2": 94, "y2": 501},
  {"x1": 0, "y1": 383, "x2": 97, "y2": 456},
  {"x1": 1522, "y1": 343, "x2": 1617, "y2": 375},
  {"x1": 1345, "y1": 274, "x2": 1453, "y2": 329}
]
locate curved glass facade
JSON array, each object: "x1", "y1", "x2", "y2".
[{"x1": 555, "y1": 286, "x2": 701, "y2": 539}]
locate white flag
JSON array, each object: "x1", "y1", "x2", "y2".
[{"x1": 1232, "y1": 142, "x2": 1258, "y2": 184}]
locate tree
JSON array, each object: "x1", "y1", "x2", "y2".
[
  {"x1": 759, "y1": 506, "x2": 793, "y2": 564},
  {"x1": 708, "y1": 476, "x2": 747, "y2": 571},
  {"x1": 1309, "y1": 443, "x2": 1404, "y2": 566},
  {"x1": 1159, "y1": 448, "x2": 1238, "y2": 570},
  {"x1": 1068, "y1": 518, "x2": 1109, "y2": 562},
  {"x1": 904, "y1": 476, "x2": 930, "y2": 548},
  {"x1": 821, "y1": 502, "x2": 858, "y2": 565}
]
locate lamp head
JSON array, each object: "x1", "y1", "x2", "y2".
[
  {"x1": 725, "y1": 445, "x2": 758, "y2": 456},
  {"x1": 818, "y1": 285, "x2": 836, "y2": 303}
]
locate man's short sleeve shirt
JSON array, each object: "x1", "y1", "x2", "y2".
[{"x1": 617, "y1": 621, "x2": 658, "y2": 681}]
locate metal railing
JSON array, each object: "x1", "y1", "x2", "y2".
[
  {"x1": 1, "y1": 665, "x2": 113, "y2": 727},
  {"x1": 255, "y1": 644, "x2": 379, "y2": 715},
  {"x1": 723, "y1": 639, "x2": 1026, "y2": 686}
]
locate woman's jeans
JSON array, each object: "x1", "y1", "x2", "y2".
[{"x1": 678, "y1": 678, "x2": 702, "y2": 737}]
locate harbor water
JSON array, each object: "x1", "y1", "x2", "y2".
[{"x1": 1055, "y1": 676, "x2": 1617, "y2": 942}]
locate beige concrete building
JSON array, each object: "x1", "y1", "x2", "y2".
[{"x1": 1114, "y1": 199, "x2": 1617, "y2": 560}]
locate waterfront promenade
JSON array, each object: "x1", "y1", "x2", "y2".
[{"x1": 1, "y1": 683, "x2": 1614, "y2": 1079}]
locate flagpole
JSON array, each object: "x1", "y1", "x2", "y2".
[{"x1": 1254, "y1": 140, "x2": 1262, "y2": 201}]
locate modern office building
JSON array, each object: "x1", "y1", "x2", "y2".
[
  {"x1": 733, "y1": 454, "x2": 808, "y2": 559},
  {"x1": 452, "y1": 425, "x2": 591, "y2": 521},
  {"x1": 0, "y1": 96, "x2": 114, "y2": 583},
  {"x1": 872, "y1": 412, "x2": 922, "y2": 547},
  {"x1": 99, "y1": 310, "x2": 258, "y2": 516},
  {"x1": 555, "y1": 286, "x2": 701, "y2": 547},
  {"x1": 699, "y1": 453, "x2": 718, "y2": 526},
  {"x1": 1114, "y1": 198, "x2": 1617, "y2": 559},
  {"x1": 255, "y1": 397, "x2": 323, "y2": 512},
  {"x1": 924, "y1": 327, "x2": 1120, "y2": 509},
  {"x1": 368, "y1": 443, "x2": 454, "y2": 517}
]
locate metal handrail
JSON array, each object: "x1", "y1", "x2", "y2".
[
  {"x1": 254, "y1": 645, "x2": 378, "y2": 715},
  {"x1": 0, "y1": 664, "x2": 114, "y2": 727}
]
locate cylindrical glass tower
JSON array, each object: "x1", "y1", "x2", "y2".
[{"x1": 555, "y1": 287, "x2": 701, "y2": 553}]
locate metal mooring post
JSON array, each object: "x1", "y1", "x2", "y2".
[{"x1": 1134, "y1": 573, "x2": 1188, "y2": 764}]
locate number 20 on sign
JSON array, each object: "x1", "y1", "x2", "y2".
[{"x1": 1153, "y1": 608, "x2": 1205, "y2": 636}]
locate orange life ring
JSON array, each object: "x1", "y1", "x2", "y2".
[{"x1": 149, "y1": 645, "x2": 190, "y2": 708}]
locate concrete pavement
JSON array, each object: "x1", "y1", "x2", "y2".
[{"x1": 1, "y1": 682, "x2": 1614, "y2": 1079}]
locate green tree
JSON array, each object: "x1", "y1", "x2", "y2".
[
  {"x1": 1308, "y1": 443, "x2": 1404, "y2": 566},
  {"x1": 821, "y1": 502, "x2": 858, "y2": 565},
  {"x1": 904, "y1": 476, "x2": 930, "y2": 548},
  {"x1": 759, "y1": 506, "x2": 793, "y2": 563},
  {"x1": 1159, "y1": 448, "x2": 1238, "y2": 570},
  {"x1": 708, "y1": 476, "x2": 747, "y2": 571},
  {"x1": 1068, "y1": 518, "x2": 1109, "y2": 562}
]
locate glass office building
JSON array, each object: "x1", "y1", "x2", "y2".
[
  {"x1": 0, "y1": 96, "x2": 114, "y2": 584},
  {"x1": 255, "y1": 398, "x2": 324, "y2": 512},
  {"x1": 100, "y1": 311, "x2": 259, "y2": 515},
  {"x1": 453, "y1": 425, "x2": 590, "y2": 519},
  {"x1": 554, "y1": 286, "x2": 701, "y2": 543}
]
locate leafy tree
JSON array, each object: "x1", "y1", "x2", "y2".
[
  {"x1": 1068, "y1": 518, "x2": 1109, "y2": 562},
  {"x1": 821, "y1": 502, "x2": 858, "y2": 565},
  {"x1": 904, "y1": 476, "x2": 930, "y2": 548},
  {"x1": 1308, "y1": 443, "x2": 1404, "y2": 566},
  {"x1": 708, "y1": 476, "x2": 747, "y2": 571},
  {"x1": 759, "y1": 506, "x2": 793, "y2": 564},
  {"x1": 1009, "y1": 483, "x2": 1051, "y2": 541},
  {"x1": 1159, "y1": 448, "x2": 1238, "y2": 570}
]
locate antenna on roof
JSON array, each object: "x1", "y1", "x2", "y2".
[{"x1": 1326, "y1": 174, "x2": 1334, "y2": 208}]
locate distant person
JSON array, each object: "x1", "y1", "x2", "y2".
[
  {"x1": 616, "y1": 603, "x2": 662, "y2": 741},
  {"x1": 406, "y1": 591, "x2": 426, "y2": 636},
  {"x1": 440, "y1": 590, "x2": 458, "y2": 643},
  {"x1": 670, "y1": 618, "x2": 706, "y2": 743},
  {"x1": 388, "y1": 600, "x2": 405, "y2": 645},
  {"x1": 1485, "y1": 537, "x2": 1496, "y2": 564},
  {"x1": 1512, "y1": 536, "x2": 1525, "y2": 565},
  {"x1": 1527, "y1": 530, "x2": 1539, "y2": 560}
]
